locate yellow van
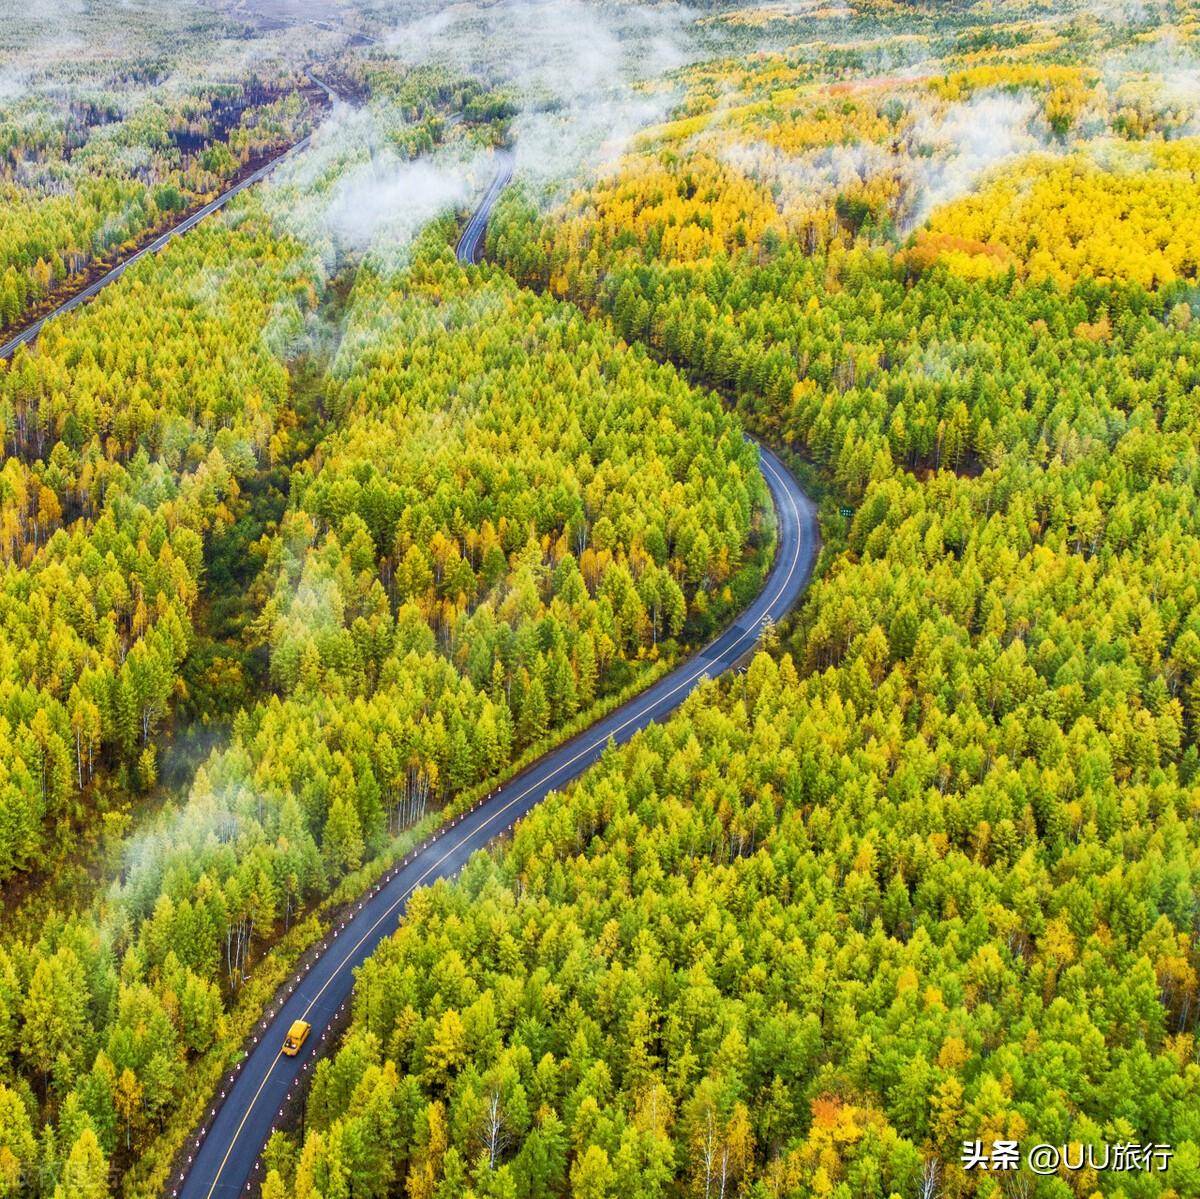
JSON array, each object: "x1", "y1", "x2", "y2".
[{"x1": 283, "y1": 1019, "x2": 311, "y2": 1056}]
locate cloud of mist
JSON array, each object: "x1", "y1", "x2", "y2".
[
  {"x1": 0, "y1": 69, "x2": 28, "y2": 104},
  {"x1": 380, "y1": 0, "x2": 695, "y2": 192},
  {"x1": 720, "y1": 91, "x2": 1045, "y2": 234},
  {"x1": 721, "y1": 137, "x2": 898, "y2": 208},
  {"x1": 907, "y1": 92, "x2": 1042, "y2": 224},
  {"x1": 109, "y1": 775, "x2": 251, "y2": 926},
  {"x1": 263, "y1": 95, "x2": 494, "y2": 269},
  {"x1": 1101, "y1": 30, "x2": 1200, "y2": 137},
  {"x1": 0, "y1": 0, "x2": 343, "y2": 120},
  {"x1": 325, "y1": 154, "x2": 475, "y2": 249},
  {"x1": 1079, "y1": 0, "x2": 1153, "y2": 26}
]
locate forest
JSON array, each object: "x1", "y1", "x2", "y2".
[
  {"x1": 0, "y1": 66, "x2": 322, "y2": 334},
  {"x1": 0, "y1": 39, "x2": 766, "y2": 1188},
  {"x1": 2, "y1": 0, "x2": 1199, "y2": 1197}
]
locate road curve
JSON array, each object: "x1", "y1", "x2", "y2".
[
  {"x1": 172, "y1": 168, "x2": 819, "y2": 1199},
  {"x1": 455, "y1": 152, "x2": 514, "y2": 265},
  {"x1": 0, "y1": 77, "x2": 337, "y2": 363}
]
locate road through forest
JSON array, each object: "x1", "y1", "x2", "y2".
[
  {"x1": 0, "y1": 125, "x2": 819, "y2": 1195},
  {"x1": 0, "y1": 76, "x2": 337, "y2": 362},
  {"x1": 171, "y1": 157, "x2": 819, "y2": 1197}
]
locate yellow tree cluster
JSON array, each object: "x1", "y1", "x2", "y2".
[{"x1": 920, "y1": 139, "x2": 1200, "y2": 288}]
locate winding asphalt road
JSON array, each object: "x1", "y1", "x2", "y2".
[
  {"x1": 171, "y1": 161, "x2": 818, "y2": 1198},
  {"x1": 0, "y1": 77, "x2": 337, "y2": 363},
  {"x1": 455, "y1": 153, "x2": 514, "y2": 264}
]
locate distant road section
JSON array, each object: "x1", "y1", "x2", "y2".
[
  {"x1": 455, "y1": 153, "x2": 514, "y2": 265},
  {"x1": 173, "y1": 159, "x2": 819, "y2": 1199},
  {"x1": 0, "y1": 77, "x2": 338, "y2": 363}
]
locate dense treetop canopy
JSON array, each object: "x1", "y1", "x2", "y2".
[
  {"x1": 5, "y1": 1, "x2": 1200, "y2": 1196},
  {"x1": 272, "y1": 3, "x2": 1200, "y2": 1197}
]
